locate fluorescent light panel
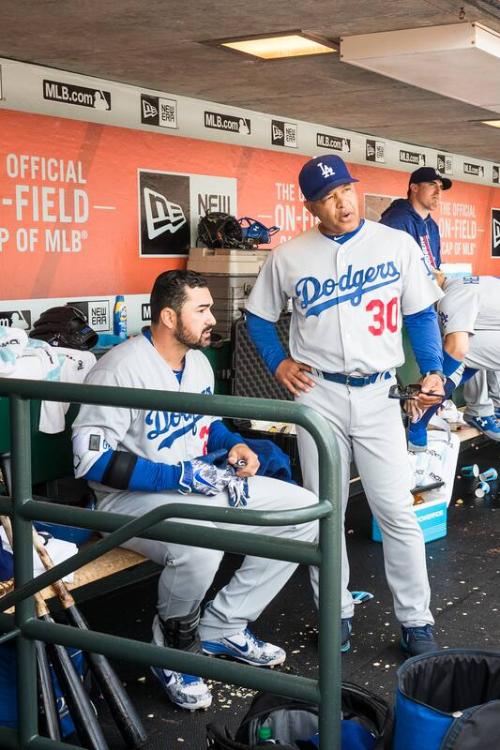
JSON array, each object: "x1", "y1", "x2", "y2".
[
  {"x1": 341, "y1": 23, "x2": 500, "y2": 114},
  {"x1": 222, "y1": 34, "x2": 335, "y2": 60}
]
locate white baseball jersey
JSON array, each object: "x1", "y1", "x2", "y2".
[
  {"x1": 439, "y1": 276, "x2": 500, "y2": 335},
  {"x1": 72, "y1": 334, "x2": 216, "y2": 489},
  {"x1": 246, "y1": 220, "x2": 441, "y2": 374}
]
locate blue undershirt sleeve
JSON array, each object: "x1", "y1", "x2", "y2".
[
  {"x1": 207, "y1": 420, "x2": 244, "y2": 452},
  {"x1": 84, "y1": 449, "x2": 182, "y2": 492},
  {"x1": 246, "y1": 311, "x2": 287, "y2": 375},
  {"x1": 403, "y1": 306, "x2": 443, "y2": 376}
]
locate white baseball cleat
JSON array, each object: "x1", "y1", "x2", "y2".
[
  {"x1": 151, "y1": 666, "x2": 212, "y2": 711},
  {"x1": 201, "y1": 628, "x2": 286, "y2": 667}
]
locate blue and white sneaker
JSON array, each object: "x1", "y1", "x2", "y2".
[
  {"x1": 201, "y1": 628, "x2": 286, "y2": 667},
  {"x1": 464, "y1": 414, "x2": 500, "y2": 441},
  {"x1": 151, "y1": 666, "x2": 212, "y2": 711},
  {"x1": 341, "y1": 617, "x2": 352, "y2": 653},
  {"x1": 494, "y1": 408, "x2": 500, "y2": 421}
]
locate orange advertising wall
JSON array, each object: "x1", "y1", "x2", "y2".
[{"x1": 0, "y1": 108, "x2": 498, "y2": 302}]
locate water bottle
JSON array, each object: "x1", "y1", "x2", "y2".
[
  {"x1": 113, "y1": 295, "x2": 127, "y2": 339},
  {"x1": 478, "y1": 467, "x2": 498, "y2": 482},
  {"x1": 258, "y1": 725, "x2": 279, "y2": 744}
]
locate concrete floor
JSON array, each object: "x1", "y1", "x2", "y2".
[{"x1": 79, "y1": 440, "x2": 500, "y2": 749}]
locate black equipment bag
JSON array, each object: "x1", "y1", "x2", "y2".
[
  {"x1": 207, "y1": 685, "x2": 392, "y2": 749},
  {"x1": 30, "y1": 305, "x2": 98, "y2": 350}
]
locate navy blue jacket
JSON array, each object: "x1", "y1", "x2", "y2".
[{"x1": 380, "y1": 198, "x2": 441, "y2": 269}]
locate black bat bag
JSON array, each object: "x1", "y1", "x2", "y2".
[{"x1": 206, "y1": 683, "x2": 392, "y2": 749}]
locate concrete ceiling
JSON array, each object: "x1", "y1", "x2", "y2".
[{"x1": 1, "y1": 0, "x2": 500, "y2": 162}]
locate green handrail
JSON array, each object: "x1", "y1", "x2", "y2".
[{"x1": 0, "y1": 377, "x2": 342, "y2": 749}]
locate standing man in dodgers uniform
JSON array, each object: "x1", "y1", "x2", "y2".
[
  {"x1": 72, "y1": 270, "x2": 318, "y2": 712},
  {"x1": 246, "y1": 154, "x2": 445, "y2": 657}
]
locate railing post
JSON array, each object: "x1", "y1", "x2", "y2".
[
  {"x1": 11, "y1": 395, "x2": 38, "y2": 748},
  {"x1": 317, "y1": 432, "x2": 342, "y2": 750}
]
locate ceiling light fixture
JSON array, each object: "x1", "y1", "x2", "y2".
[
  {"x1": 341, "y1": 23, "x2": 500, "y2": 113},
  {"x1": 217, "y1": 32, "x2": 336, "y2": 60},
  {"x1": 482, "y1": 119, "x2": 500, "y2": 128}
]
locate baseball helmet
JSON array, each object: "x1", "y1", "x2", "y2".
[
  {"x1": 197, "y1": 212, "x2": 245, "y2": 249},
  {"x1": 30, "y1": 306, "x2": 98, "y2": 350}
]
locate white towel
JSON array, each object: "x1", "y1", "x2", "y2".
[
  {"x1": 0, "y1": 327, "x2": 29, "y2": 375},
  {"x1": 38, "y1": 348, "x2": 96, "y2": 434},
  {"x1": 0, "y1": 332, "x2": 96, "y2": 434}
]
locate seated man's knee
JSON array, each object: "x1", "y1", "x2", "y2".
[{"x1": 176, "y1": 545, "x2": 223, "y2": 579}]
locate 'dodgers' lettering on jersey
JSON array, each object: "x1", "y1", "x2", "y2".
[
  {"x1": 145, "y1": 387, "x2": 213, "y2": 450},
  {"x1": 295, "y1": 262, "x2": 400, "y2": 317}
]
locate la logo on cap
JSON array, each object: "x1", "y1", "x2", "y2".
[{"x1": 318, "y1": 162, "x2": 335, "y2": 179}]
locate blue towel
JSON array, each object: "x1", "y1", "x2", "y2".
[{"x1": 245, "y1": 438, "x2": 295, "y2": 484}]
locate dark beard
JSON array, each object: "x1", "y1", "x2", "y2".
[{"x1": 174, "y1": 323, "x2": 211, "y2": 349}]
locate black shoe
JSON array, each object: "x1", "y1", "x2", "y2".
[{"x1": 400, "y1": 624, "x2": 439, "y2": 657}]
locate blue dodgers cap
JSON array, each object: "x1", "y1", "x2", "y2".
[{"x1": 299, "y1": 154, "x2": 359, "y2": 201}]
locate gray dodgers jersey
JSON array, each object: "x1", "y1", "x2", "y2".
[
  {"x1": 439, "y1": 276, "x2": 500, "y2": 335},
  {"x1": 246, "y1": 220, "x2": 441, "y2": 374},
  {"x1": 72, "y1": 334, "x2": 216, "y2": 491}
]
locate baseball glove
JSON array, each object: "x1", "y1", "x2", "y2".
[{"x1": 30, "y1": 306, "x2": 98, "y2": 350}]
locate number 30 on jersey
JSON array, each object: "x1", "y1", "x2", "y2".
[{"x1": 366, "y1": 297, "x2": 399, "y2": 336}]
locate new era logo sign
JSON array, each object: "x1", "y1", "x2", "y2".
[
  {"x1": 492, "y1": 209, "x2": 500, "y2": 257},
  {"x1": 271, "y1": 119, "x2": 297, "y2": 148},
  {"x1": 142, "y1": 99, "x2": 158, "y2": 119},
  {"x1": 144, "y1": 188, "x2": 186, "y2": 239},
  {"x1": 272, "y1": 123, "x2": 283, "y2": 141},
  {"x1": 141, "y1": 94, "x2": 177, "y2": 129},
  {"x1": 138, "y1": 171, "x2": 190, "y2": 256}
]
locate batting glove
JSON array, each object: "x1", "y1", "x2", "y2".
[
  {"x1": 178, "y1": 457, "x2": 234, "y2": 496},
  {"x1": 178, "y1": 449, "x2": 249, "y2": 505}
]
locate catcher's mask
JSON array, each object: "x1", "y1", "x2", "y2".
[{"x1": 30, "y1": 306, "x2": 98, "y2": 350}]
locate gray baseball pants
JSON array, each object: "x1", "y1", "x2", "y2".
[
  {"x1": 96, "y1": 477, "x2": 318, "y2": 639},
  {"x1": 296, "y1": 373, "x2": 434, "y2": 627}
]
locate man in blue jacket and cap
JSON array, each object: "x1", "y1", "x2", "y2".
[{"x1": 380, "y1": 166, "x2": 451, "y2": 271}]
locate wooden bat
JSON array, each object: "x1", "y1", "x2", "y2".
[
  {"x1": 34, "y1": 596, "x2": 61, "y2": 742},
  {"x1": 32, "y1": 529, "x2": 147, "y2": 748}
]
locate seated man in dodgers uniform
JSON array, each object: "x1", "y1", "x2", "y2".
[{"x1": 72, "y1": 270, "x2": 318, "y2": 712}]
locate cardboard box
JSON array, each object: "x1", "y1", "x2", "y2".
[{"x1": 372, "y1": 497, "x2": 448, "y2": 544}]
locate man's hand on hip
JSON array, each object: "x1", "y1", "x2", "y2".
[{"x1": 275, "y1": 358, "x2": 315, "y2": 397}]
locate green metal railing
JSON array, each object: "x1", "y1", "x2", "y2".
[{"x1": 0, "y1": 378, "x2": 342, "y2": 749}]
